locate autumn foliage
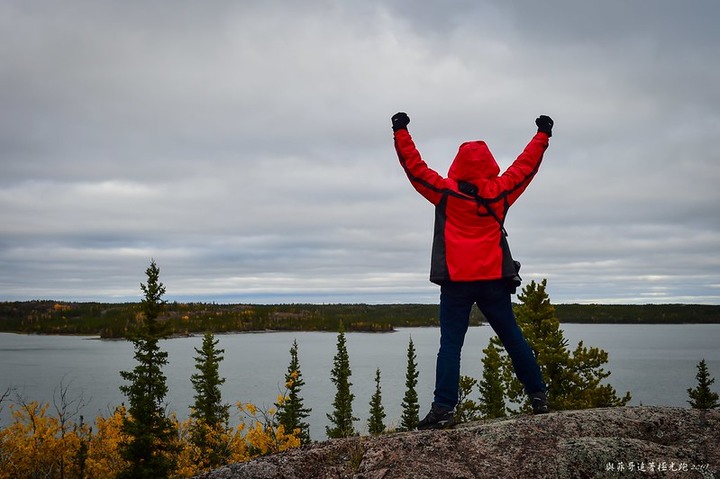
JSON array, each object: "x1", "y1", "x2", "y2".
[{"x1": 0, "y1": 396, "x2": 301, "y2": 478}]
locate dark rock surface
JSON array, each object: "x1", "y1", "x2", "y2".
[{"x1": 195, "y1": 407, "x2": 719, "y2": 478}]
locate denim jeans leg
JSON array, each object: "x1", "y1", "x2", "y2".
[
  {"x1": 434, "y1": 283, "x2": 472, "y2": 409},
  {"x1": 476, "y1": 280, "x2": 546, "y2": 395}
]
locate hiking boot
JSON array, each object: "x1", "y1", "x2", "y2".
[
  {"x1": 417, "y1": 403, "x2": 455, "y2": 430},
  {"x1": 530, "y1": 391, "x2": 549, "y2": 414}
]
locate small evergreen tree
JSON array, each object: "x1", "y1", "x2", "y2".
[
  {"x1": 455, "y1": 376, "x2": 482, "y2": 424},
  {"x1": 276, "y1": 339, "x2": 312, "y2": 444},
  {"x1": 367, "y1": 368, "x2": 386, "y2": 435},
  {"x1": 495, "y1": 279, "x2": 631, "y2": 412},
  {"x1": 687, "y1": 359, "x2": 720, "y2": 409},
  {"x1": 118, "y1": 260, "x2": 177, "y2": 479},
  {"x1": 190, "y1": 331, "x2": 230, "y2": 468},
  {"x1": 326, "y1": 322, "x2": 357, "y2": 438},
  {"x1": 399, "y1": 336, "x2": 420, "y2": 431},
  {"x1": 478, "y1": 341, "x2": 507, "y2": 419}
]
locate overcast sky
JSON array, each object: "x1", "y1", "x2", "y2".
[{"x1": 1, "y1": 1, "x2": 719, "y2": 305}]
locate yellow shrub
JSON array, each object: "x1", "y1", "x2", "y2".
[
  {"x1": 84, "y1": 406, "x2": 129, "y2": 478},
  {"x1": 0, "y1": 401, "x2": 86, "y2": 479},
  {"x1": 0, "y1": 398, "x2": 301, "y2": 479}
]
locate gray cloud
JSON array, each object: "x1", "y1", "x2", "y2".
[{"x1": 1, "y1": 0, "x2": 719, "y2": 304}]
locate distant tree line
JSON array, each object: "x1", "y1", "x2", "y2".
[
  {"x1": 554, "y1": 303, "x2": 720, "y2": 324},
  {"x1": 1, "y1": 301, "x2": 718, "y2": 338},
  {"x1": 0, "y1": 302, "x2": 449, "y2": 337}
]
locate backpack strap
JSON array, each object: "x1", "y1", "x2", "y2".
[
  {"x1": 457, "y1": 181, "x2": 522, "y2": 291},
  {"x1": 457, "y1": 181, "x2": 508, "y2": 237}
]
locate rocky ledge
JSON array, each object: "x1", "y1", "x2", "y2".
[{"x1": 196, "y1": 406, "x2": 719, "y2": 479}]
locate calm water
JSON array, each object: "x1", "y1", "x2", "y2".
[{"x1": 1, "y1": 324, "x2": 719, "y2": 440}]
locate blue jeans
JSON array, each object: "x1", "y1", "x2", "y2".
[{"x1": 434, "y1": 279, "x2": 546, "y2": 409}]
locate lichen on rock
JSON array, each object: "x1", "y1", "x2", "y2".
[{"x1": 195, "y1": 406, "x2": 719, "y2": 479}]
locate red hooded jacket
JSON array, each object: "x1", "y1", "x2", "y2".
[{"x1": 394, "y1": 128, "x2": 549, "y2": 284}]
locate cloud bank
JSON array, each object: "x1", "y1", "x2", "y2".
[{"x1": 1, "y1": 1, "x2": 719, "y2": 304}]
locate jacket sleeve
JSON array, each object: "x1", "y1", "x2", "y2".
[
  {"x1": 394, "y1": 129, "x2": 446, "y2": 205},
  {"x1": 496, "y1": 132, "x2": 549, "y2": 206}
]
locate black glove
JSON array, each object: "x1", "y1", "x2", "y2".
[
  {"x1": 535, "y1": 115, "x2": 554, "y2": 137},
  {"x1": 391, "y1": 112, "x2": 410, "y2": 132}
]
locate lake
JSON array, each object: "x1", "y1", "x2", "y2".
[{"x1": 1, "y1": 324, "x2": 719, "y2": 440}]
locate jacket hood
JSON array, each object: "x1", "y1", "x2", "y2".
[{"x1": 447, "y1": 141, "x2": 500, "y2": 182}]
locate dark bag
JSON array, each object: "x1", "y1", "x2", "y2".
[
  {"x1": 500, "y1": 234, "x2": 522, "y2": 293},
  {"x1": 458, "y1": 181, "x2": 522, "y2": 293}
]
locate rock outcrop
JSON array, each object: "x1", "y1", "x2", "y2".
[{"x1": 196, "y1": 406, "x2": 719, "y2": 479}]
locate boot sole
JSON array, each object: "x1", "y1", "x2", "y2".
[{"x1": 417, "y1": 419, "x2": 455, "y2": 430}]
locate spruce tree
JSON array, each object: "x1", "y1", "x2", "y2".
[
  {"x1": 119, "y1": 260, "x2": 177, "y2": 479},
  {"x1": 495, "y1": 279, "x2": 631, "y2": 412},
  {"x1": 276, "y1": 339, "x2": 312, "y2": 444},
  {"x1": 326, "y1": 322, "x2": 357, "y2": 438},
  {"x1": 190, "y1": 331, "x2": 230, "y2": 468},
  {"x1": 478, "y1": 341, "x2": 507, "y2": 419},
  {"x1": 687, "y1": 359, "x2": 720, "y2": 409},
  {"x1": 367, "y1": 368, "x2": 386, "y2": 435},
  {"x1": 455, "y1": 375, "x2": 481, "y2": 424},
  {"x1": 399, "y1": 336, "x2": 420, "y2": 431}
]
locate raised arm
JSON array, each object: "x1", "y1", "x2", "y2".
[
  {"x1": 495, "y1": 115, "x2": 553, "y2": 206},
  {"x1": 392, "y1": 112, "x2": 446, "y2": 205}
]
